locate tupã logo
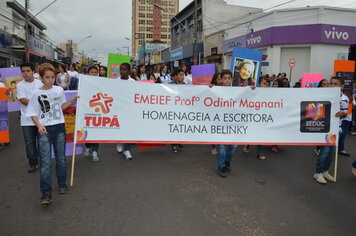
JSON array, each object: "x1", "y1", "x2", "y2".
[
  {"x1": 89, "y1": 93, "x2": 113, "y2": 114},
  {"x1": 306, "y1": 103, "x2": 325, "y2": 121},
  {"x1": 300, "y1": 101, "x2": 331, "y2": 133}
]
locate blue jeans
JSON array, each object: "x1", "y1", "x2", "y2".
[
  {"x1": 38, "y1": 123, "x2": 66, "y2": 195},
  {"x1": 339, "y1": 120, "x2": 351, "y2": 151},
  {"x1": 216, "y1": 145, "x2": 237, "y2": 168},
  {"x1": 85, "y1": 143, "x2": 99, "y2": 152},
  {"x1": 22, "y1": 126, "x2": 39, "y2": 167},
  {"x1": 316, "y1": 146, "x2": 336, "y2": 173}
]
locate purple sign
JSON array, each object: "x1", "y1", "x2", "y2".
[
  {"x1": 0, "y1": 67, "x2": 22, "y2": 112},
  {"x1": 223, "y1": 24, "x2": 356, "y2": 52},
  {"x1": 191, "y1": 64, "x2": 215, "y2": 85}
]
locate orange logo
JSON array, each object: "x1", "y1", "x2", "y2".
[
  {"x1": 89, "y1": 93, "x2": 113, "y2": 114},
  {"x1": 306, "y1": 103, "x2": 325, "y2": 121}
]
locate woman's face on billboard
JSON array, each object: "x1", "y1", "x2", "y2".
[{"x1": 239, "y1": 63, "x2": 254, "y2": 80}]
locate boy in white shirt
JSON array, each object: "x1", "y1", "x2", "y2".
[
  {"x1": 27, "y1": 63, "x2": 78, "y2": 205},
  {"x1": 16, "y1": 63, "x2": 43, "y2": 173}
]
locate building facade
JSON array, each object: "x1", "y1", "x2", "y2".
[
  {"x1": 222, "y1": 6, "x2": 356, "y2": 83},
  {"x1": 132, "y1": 0, "x2": 179, "y2": 57}
]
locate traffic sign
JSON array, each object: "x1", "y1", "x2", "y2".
[{"x1": 288, "y1": 58, "x2": 296, "y2": 68}]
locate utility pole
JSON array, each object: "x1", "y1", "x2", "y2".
[
  {"x1": 25, "y1": 0, "x2": 30, "y2": 62},
  {"x1": 193, "y1": 0, "x2": 198, "y2": 65}
]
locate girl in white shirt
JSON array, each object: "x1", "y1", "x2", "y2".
[
  {"x1": 159, "y1": 64, "x2": 171, "y2": 84},
  {"x1": 56, "y1": 64, "x2": 71, "y2": 90}
]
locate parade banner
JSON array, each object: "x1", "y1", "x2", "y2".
[
  {"x1": 301, "y1": 73, "x2": 324, "y2": 88},
  {"x1": 0, "y1": 87, "x2": 9, "y2": 143},
  {"x1": 107, "y1": 54, "x2": 130, "y2": 78},
  {"x1": 75, "y1": 76, "x2": 340, "y2": 146},
  {"x1": 230, "y1": 47, "x2": 262, "y2": 87},
  {"x1": 0, "y1": 67, "x2": 22, "y2": 112},
  {"x1": 192, "y1": 64, "x2": 215, "y2": 85}
]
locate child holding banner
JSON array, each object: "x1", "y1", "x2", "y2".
[
  {"x1": 116, "y1": 63, "x2": 135, "y2": 160},
  {"x1": 243, "y1": 78, "x2": 269, "y2": 160},
  {"x1": 27, "y1": 63, "x2": 78, "y2": 205},
  {"x1": 84, "y1": 66, "x2": 101, "y2": 161},
  {"x1": 215, "y1": 70, "x2": 237, "y2": 177},
  {"x1": 170, "y1": 69, "x2": 186, "y2": 153},
  {"x1": 313, "y1": 77, "x2": 346, "y2": 184}
]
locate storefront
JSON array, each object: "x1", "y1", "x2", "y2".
[
  {"x1": 0, "y1": 29, "x2": 13, "y2": 67},
  {"x1": 222, "y1": 6, "x2": 356, "y2": 83},
  {"x1": 28, "y1": 35, "x2": 56, "y2": 65}
]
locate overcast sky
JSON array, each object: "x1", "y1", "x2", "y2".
[{"x1": 25, "y1": 0, "x2": 356, "y2": 65}]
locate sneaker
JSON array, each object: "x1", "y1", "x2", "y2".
[
  {"x1": 323, "y1": 171, "x2": 335, "y2": 182},
  {"x1": 84, "y1": 148, "x2": 91, "y2": 157},
  {"x1": 40, "y1": 194, "x2": 52, "y2": 205},
  {"x1": 217, "y1": 167, "x2": 227, "y2": 177},
  {"x1": 28, "y1": 164, "x2": 39, "y2": 173},
  {"x1": 171, "y1": 145, "x2": 178, "y2": 153},
  {"x1": 225, "y1": 161, "x2": 231, "y2": 172},
  {"x1": 123, "y1": 150, "x2": 133, "y2": 160},
  {"x1": 313, "y1": 173, "x2": 327, "y2": 184},
  {"x1": 339, "y1": 151, "x2": 351, "y2": 157},
  {"x1": 92, "y1": 151, "x2": 99, "y2": 162},
  {"x1": 58, "y1": 184, "x2": 68, "y2": 194},
  {"x1": 116, "y1": 144, "x2": 123, "y2": 153},
  {"x1": 178, "y1": 144, "x2": 184, "y2": 151},
  {"x1": 352, "y1": 167, "x2": 356, "y2": 177},
  {"x1": 314, "y1": 147, "x2": 320, "y2": 156},
  {"x1": 350, "y1": 132, "x2": 356, "y2": 136}
]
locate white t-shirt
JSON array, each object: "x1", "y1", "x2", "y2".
[
  {"x1": 160, "y1": 73, "x2": 171, "y2": 84},
  {"x1": 140, "y1": 74, "x2": 147, "y2": 81},
  {"x1": 26, "y1": 86, "x2": 66, "y2": 126},
  {"x1": 117, "y1": 76, "x2": 136, "y2": 81},
  {"x1": 340, "y1": 93, "x2": 351, "y2": 122},
  {"x1": 58, "y1": 73, "x2": 68, "y2": 87},
  {"x1": 0, "y1": 82, "x2": 4, "y2": 87},
  {"x1": 184, "y1": 74, "x2": 193, "y2": 85},
  {"x1": 67, "y1": 70, "x2": 79, "y2": 78},
  {"x1": 16, "y1": 79, "x2": 43, "y2": 126},
  {"x1": 33, "y1": 73, "x2": 40, "y2": 80}
]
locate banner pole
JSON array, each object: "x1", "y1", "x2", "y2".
[
  {"x1": 70, "y1": 75, "x2": 82, "y2": 186},
  {"x1": 333, "y1": 145, "x2": 339, "y2": 182}
]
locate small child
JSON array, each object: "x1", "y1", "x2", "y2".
[
  {"x1": 243, "y1": 78, "x2": 268, "y2": 160},
  {"x1": 215, "y1": 70, "x2": 237, "y2": 177},
  {"x1": 84, "y1": 66, "x2": 100, "y2": 161},
  {"x1": 170, "y1": 69, "x2": 186, "y2": 153},
  {"x1": 313, "y1": 77, "x2": 346, "y2": 184},
  {"x1": 27, "y1": 63, "x2": 78, "y2": 205}
]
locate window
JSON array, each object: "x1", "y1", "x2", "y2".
[
  {"x1": 161, "y1": 21, "x2": 167, "y2": 25},
  {"x1": 139, "y1": 0, "x2": 145, "y2": 4},
  {"x1": 161, "y1": 34, "x2": 168, "y2": 39},
  {"x1": 146, "y1": 27, "x2": 153, "y2": 31},
  {"x1": 139, "y1": 26, "x2": 145, "y2": 31},
  {"x1": 146, "y1": 20, "x2": 153, "y2": 25},
  {"x1": 139, "y1": 6, "x2": 145, "y2": 11},
  {"x1": 139, "y1": 20, "x2": 145, "y2": 25},
  {"x1": 146, "y1": 13, "x2": 153, "y2": 18},
  {"x1": 162, "y1": 14, "x2": 167, "y2": 19},
  {"x1": 169, "y1": 1, "x2": 176, "y2": 6},
  {"x1": 146, "y1": 34, "x2": 153, "y2": 38},
  {"x1": 169, "y1": 8, "x2": 175, "y2": 12},
  {"x1": 146, "y1": 6, "x2": 153, "y2": 11},
  {"x1": 161, "y1": 28, "x2": 168, "y2": 32},
  {"x1": 162, "y1": 1, "x2": 167, "y2": 6},
  {"x1": 139, "y1": 13, "x2": 145, "y2": 18},
  {"x1": 139, "y1": 40, "x2": 144, "y2": 44}
]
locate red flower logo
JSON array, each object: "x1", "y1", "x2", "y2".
[{"x1": 89, "y1": 93, "x2": 113, "y2": 114}]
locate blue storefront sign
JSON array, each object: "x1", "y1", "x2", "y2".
[{"x1": 170, "y1": 47, "x2": 183, "y2": 61}]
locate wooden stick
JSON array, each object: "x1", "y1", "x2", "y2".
[
  {"x1": 70, "y1": 142, "x2": 77, "y2": 186},
  {"x1": 333, "y1": 145, "x2": 339, "y2": 182}
]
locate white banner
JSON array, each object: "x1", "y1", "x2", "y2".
[{"x1": 75, "y1": 75, "x2": 340, "y2": 145}]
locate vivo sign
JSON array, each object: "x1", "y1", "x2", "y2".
[
  {"x1": 247, "y1": 34, "x2": 262, "y2": 46},
  {"x1": 324, "y1": 27, "x2": 349, "y2": 41}
]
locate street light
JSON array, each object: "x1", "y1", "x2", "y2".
[
  {"x1": 71, "y1": 35, "x2": 92, "y2": 64},
  {"x1": 78, "y1": 35, "x2": 93, "y2": 45}
]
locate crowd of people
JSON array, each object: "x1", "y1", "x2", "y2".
[{"x1": 1, "y1": 61, "x2": 356, "y2": 205}]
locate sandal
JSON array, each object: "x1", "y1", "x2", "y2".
[
  {"x1": 243, "y1": 145, "x2": 250, "y2": 154},
  {"x1": 271, "y1": 146, "x2": 278, "y2": 153},
  {"x1": 257, "y1": 153, "x2": 266, "y2": 160}
]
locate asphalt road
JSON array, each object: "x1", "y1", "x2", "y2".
[{"x1": 1, "y1": 112, "x2": 356, "y2": 236}]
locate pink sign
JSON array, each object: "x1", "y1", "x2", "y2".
[{"x1": 301, "y1": 73, "x2": 324, "y2": 88}]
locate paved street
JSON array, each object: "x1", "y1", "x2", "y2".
[{"x1": 1, "y1": 112, "x2": 356, "y2": 236}]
